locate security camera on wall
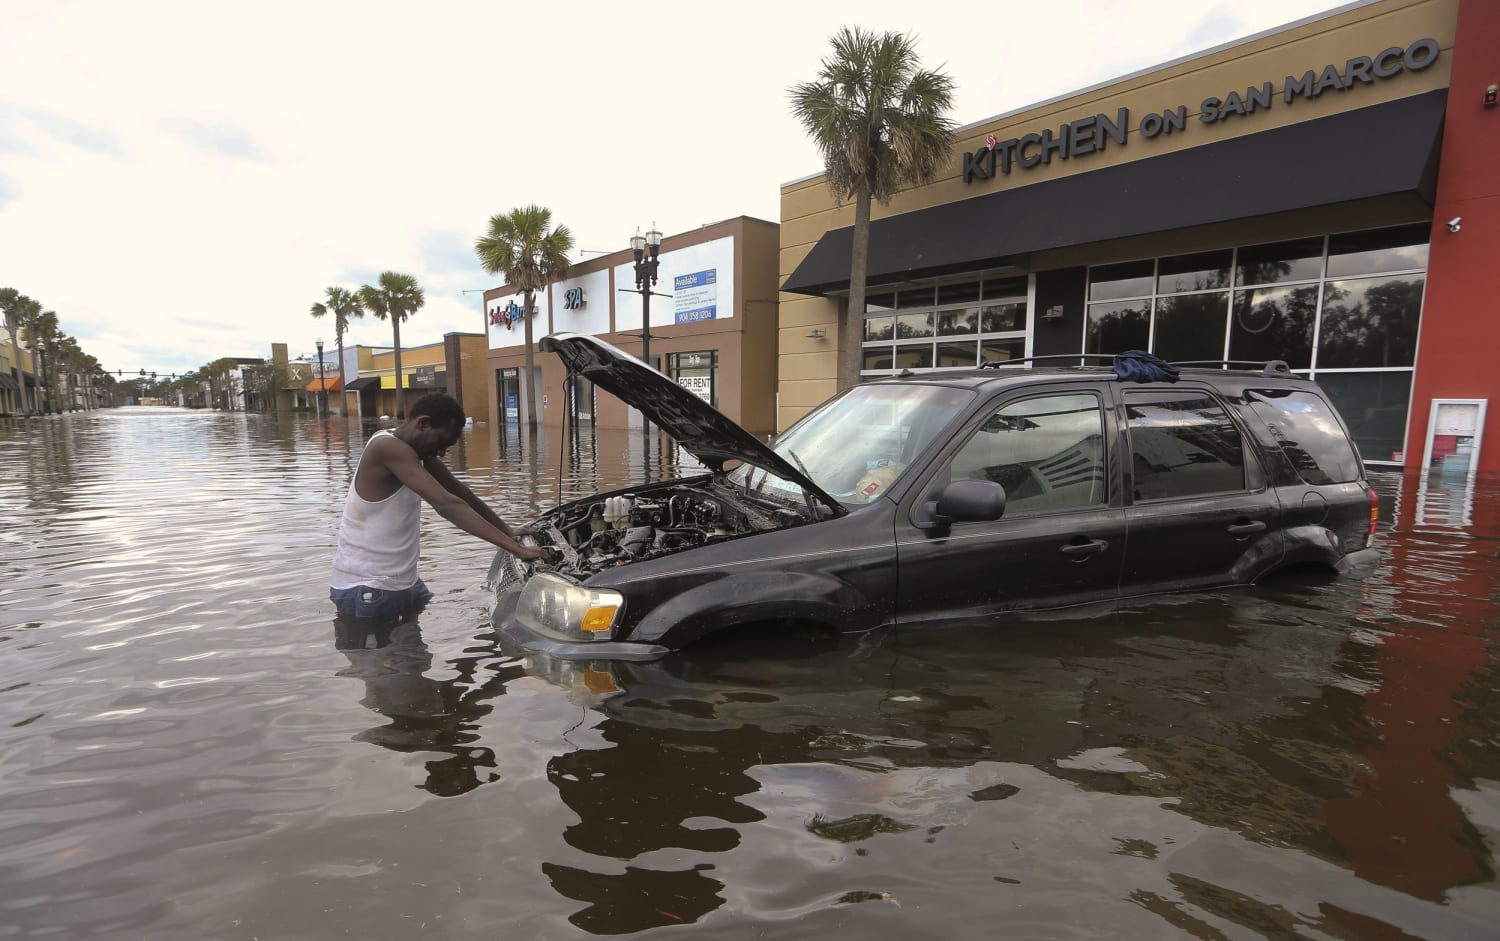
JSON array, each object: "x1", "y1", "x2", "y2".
[{"x1": 1447, "y1": 217, "x2": 1462, "y2": 233}]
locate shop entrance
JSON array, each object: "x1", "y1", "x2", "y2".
[{"x1": 497, "y1": 367, "x2": 520, "y2": 423}]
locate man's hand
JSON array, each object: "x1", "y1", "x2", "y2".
[{"x1": 516, "y1": 545, "x2": 562, "y2": 564}]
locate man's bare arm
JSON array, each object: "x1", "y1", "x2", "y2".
[
  {"x1": 425, "y1": 458, "x2": 522, "y2": 539},
  {"x1": 375, "y1": 438, "x2": 544, "y2": 559}
]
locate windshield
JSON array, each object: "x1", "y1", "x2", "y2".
[{"x1": 730, "y1": 383, "x2": 974, "y2": 505}]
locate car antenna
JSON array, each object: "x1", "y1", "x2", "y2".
[{"x1": 558, "y1": 370, "x2": 573, "y2": 505}]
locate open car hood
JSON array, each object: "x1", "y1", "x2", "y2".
[{"x1": 540, "y1": 333, "x2": 845, "y2": 516}]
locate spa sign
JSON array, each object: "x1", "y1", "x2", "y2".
[{"x1": 963, "y1": 37, "x2": 1439, "y2": 184}]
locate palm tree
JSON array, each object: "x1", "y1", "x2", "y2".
[
  {"x1": 309, "y1": 286, "x2": 362, "y2": 416},
  {"x1": 2, "y1": 289, "x2": 40, "y2": 415},
  {"x1": 23, "y1": 309, "x2": 59, "y2": 413},
  {"x1": 357, "y1": 272, "x2": 425, "y2": 419},
  {"x1": 474, "y1": 205, "x2": 573, "y2": 427},
  {"x1": 56, "y1": 335, "x2": 81, "y2": 410},
  {"x1": 790, "y1": 27, "x2": 957, "y2": 391}
]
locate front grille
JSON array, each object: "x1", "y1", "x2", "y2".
[{"x1": 486, "y1": 550, "x2": 528, "y2": 595}]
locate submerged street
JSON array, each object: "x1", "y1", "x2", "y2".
[{"x1": 2, "y1": 407, "x2": 1498, "y2": 939}]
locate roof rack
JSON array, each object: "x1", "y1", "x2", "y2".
[
  {"x1": 1169, "y1": 359, "x2": 1293, "y2": 375},
  {"x1": 977, "y1": 354, "x2": 1117, "y2": 369},
  {"x1": 975, "y1": 355, "x2": 1294, "y2": 375}
]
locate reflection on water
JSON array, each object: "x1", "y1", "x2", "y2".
[{"x1": 1, "y1": 409, "x2": 1499, "y2": 939}]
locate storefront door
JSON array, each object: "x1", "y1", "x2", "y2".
[{"x1": 498, "y1": 368, "x2": 519, "y2": 423}]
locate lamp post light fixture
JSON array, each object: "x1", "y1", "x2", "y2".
[
  {"x1": 630, "y1": 225, "x2": 663, "y2": 371},
  {"x1": 315, "y1": 339, "x2": 327, "y2": 417}
]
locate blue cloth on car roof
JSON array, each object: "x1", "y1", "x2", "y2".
[{"x1": 1113, "y1": 350, "x2": 1180, "y2": 383}]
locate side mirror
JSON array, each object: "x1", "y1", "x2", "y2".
[{"x1": 917, "y1": 478, "x2": 1006, "y2": 537}]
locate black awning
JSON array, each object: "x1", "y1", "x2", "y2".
[
  {"x1": 0, "y1": 373, "x2": 15, "y2": 390},
  {"x1": 346, "y1": 376, "x2": 381, "y2": 392},
  {"x1": 782, "y1": 89, "x2": 1447, "y2": 296}
]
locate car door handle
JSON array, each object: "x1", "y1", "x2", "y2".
[
  {"x1": 1059, "y1": 538, "x2": 1109, "y2": 558},
  {"x1": 1227, "y1": 519, "x2": 1267, "y2": 535}
]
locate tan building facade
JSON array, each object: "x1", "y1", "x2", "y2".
[
  {"x1": 345, "y1": 334, "x2": 489, "y2": 422},
  {"x1": 483, "y1": 216, "x2": 780, "y2": 436},
  {"x1": 780, "y1": 0, "x2": 1498, "y2": 473}
]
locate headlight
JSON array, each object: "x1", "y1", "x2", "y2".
[{"x1": 514, "y1": 572, "x2": 623, "y2": 643}]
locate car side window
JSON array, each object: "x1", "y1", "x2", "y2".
[
  {"x1": 1125, "y1": 390, "x2": 1246, "y2": 502},
  {"x1": 947, "y1": 393, "x2": 1106, "y2": 515}
]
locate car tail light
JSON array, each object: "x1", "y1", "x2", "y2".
[{"x1": 1365, "y1": 485, "x2": 1379, "y2": 548}]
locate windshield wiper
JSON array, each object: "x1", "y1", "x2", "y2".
[{"x1": 785, "y1": 449, "x2": 820, "y2": 519}]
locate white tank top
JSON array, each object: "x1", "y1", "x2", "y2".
[{"x1": 331, "y1": 430, "x2": 423, "y2": 590}]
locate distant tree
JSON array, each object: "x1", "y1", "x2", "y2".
[
  {"x1": 357, "y1": 272, "x2": 425, "y2": 419},
  {"x1": 1, "y1": 289, "x2": 41, "y2": 415},
  {"x1": 475, "y1": 205, "x2": 573, "y2": 427},
  {"x1": 23, "y1": 309, "x2": 59, "y2": 413},
  {"x1": 790, "y1": 27, "x2": 956, "y2": 390},
  {"x1": 310, "y1": 285, "x2": 363, "y2": 414}
]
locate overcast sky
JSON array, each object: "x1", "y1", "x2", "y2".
[{"x1": 1, "y1": 0, "x2": 1353, "y2": 377}]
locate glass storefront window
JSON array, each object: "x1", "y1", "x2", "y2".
[
  {"x1": 981, "y1": 303, "x2": 1025, "y2": 333},
  {"x1": 936, "y1": 308, "x2": 978, "y2": 335},
  {"x1": 896, "y1": 312, "x2": 934, "y2": 339},
  {"x1": 1153, "y1": 293, "x2": 1228, "y2": 363},
  {"x1": 861, "y1": 276, "x2": 1029, "y2": 377},
  {"x1": 1235, "y1": 237, "x2": 1324, "y2": 285},
  {"x1": 936, "y1": 341, "x2": 977, "y2": 367},
  {"x1": 1326, "y1": 224, "x2": 1429, "y2": 278},
  {"x1": 1314, "y1": 371, "x2": 1413, "y2": 464},
  {"x1": 1081, "y1": 225, "x2": 1429, "y2": 465},
  {"x1": 983, "y1": 276, "x2": 1028, "y2": 300},
  {"x1": 894, "y1": 287, "x2": 935, "y2": 309},
  {"x1": 1088, "y1": 260, "x2": 1155, "y2": 301},
  {"x1": 1085, "y1": 299, "x2": 1149, "y2": 354},
  {"x1": 981, "y1": 338, "x2": 1026, "y2": 364},
  {"x1": 1157, "y1": 250, "x2": 1232, "y2": 294},
  {"x1": 1229, "y1": 285, "x2": 1317, "y2": 369},
  {"x1": 938, "y1": 282, "x2": 980, "y2": 305},
  {"x1": 894, "y1": 345, "x2": 934, "y2": 369},
  {"x1": 1316, "y1": 274, "x2": 1425, "y2": 369}
]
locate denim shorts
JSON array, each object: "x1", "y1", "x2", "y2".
[{"x1": 330, "y1": 579, "x2": 433, "y2": 625}]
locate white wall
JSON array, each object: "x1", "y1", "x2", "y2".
[
  {"x1": 615, "y1": 236, "x2": 735, "y2": 332},
  {"x1": 548, "y1": 268, "x2": 611, "y2": 337}
]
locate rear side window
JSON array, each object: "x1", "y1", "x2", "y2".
[
  {"x1": 1246, "y1": 389, "x2": 1361, "y2": 484},
  {"x1": 1125, "y1": 390, "x2": 1247, "y2": 502}
]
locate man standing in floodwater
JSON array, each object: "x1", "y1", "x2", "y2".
[{"x1": 330, "y1": 392, "x2": 554, "y2": 625}]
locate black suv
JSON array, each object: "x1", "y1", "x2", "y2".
[{"x1": 489, "y1": 334, "x2": 1378, "y2": 661}]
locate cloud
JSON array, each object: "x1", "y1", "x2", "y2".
[
  {"x1": 158, "y1": 116, "x2": 271, "y2": 163},
  {"x1": 0, "y1": 0, "x2": 1355, "y2": 378}
]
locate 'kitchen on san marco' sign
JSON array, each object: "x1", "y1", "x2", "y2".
[{"x1": 778, "y1": 0, "x2": 1500, "y2": 475}]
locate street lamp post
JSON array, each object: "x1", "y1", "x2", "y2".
[
  {"x1": 630, "y1": 225, "x2": 663, "y2": 370},
  {"x1": 316, "y1": 339, "x2": 327, "y2": 418}
]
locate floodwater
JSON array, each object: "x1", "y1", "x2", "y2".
[{"x1": 2, "y1": 407, "x2": 1499, "y2": 940}]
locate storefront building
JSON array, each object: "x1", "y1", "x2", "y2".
[
  {"x1": 345, "y1": 334, "x2": 489, "y2": 422},
  {"x1": 779, "y1": 0, "x2": 1499, "y2": 472},
  {"x1": 483, "y1": 216, "x2": 780, "y2": 436}
]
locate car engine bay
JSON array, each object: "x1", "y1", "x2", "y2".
[{"x1": 531, "y1": 479, "x2": 810, "y2": 578}]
